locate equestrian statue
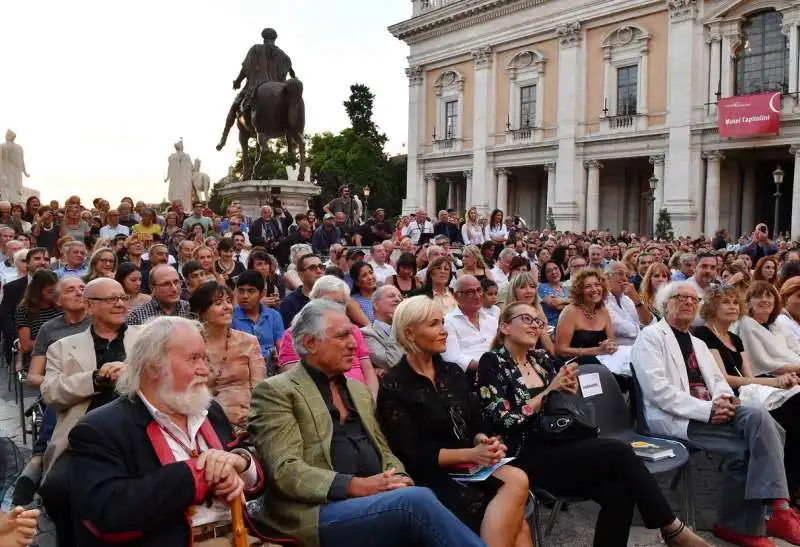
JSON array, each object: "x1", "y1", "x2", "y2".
[{"x1": 216, "y1": 28, "x2": 306, "y2": 181}]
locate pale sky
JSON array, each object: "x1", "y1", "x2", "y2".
[{"x1": 0, "y1": 1, "x2": 410, "y2": 205}]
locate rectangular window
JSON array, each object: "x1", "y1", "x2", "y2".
[
  {"x1": 519, "y1": 85, "x2": 537, "y2": 128},
  {"x1": 616, "y1": 65, "x2": 638, "y2": 115},
  {"x1": 444, "y1": 100, "x2": 458, "y2": 139}
]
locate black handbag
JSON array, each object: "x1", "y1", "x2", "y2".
[{"x1": 535, "y1": 391, "x2": 598, "y2": 444}]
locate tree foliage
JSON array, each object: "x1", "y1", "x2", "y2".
[
  {"x1": 207, "y1": 177, "x2": 230, "y2": 215},
  {"x1": 231, "y1": 137, "x2": 293, "y2": 181},
  {"x1": 343, "y1": 84, "x2": 387, "y2": 148},
  {"x1": 656, "y1": 208, "x2": 674, "y2": 241}
]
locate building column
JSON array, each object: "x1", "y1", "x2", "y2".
[
  {"x1": 471, "y1": 47, "x2": 493, "y2": 215},
  {"x1": 665, "y1": 1, "x2": 700, "y2": 235},
  {"x1": 706, "y1": 31, "x2": 721, "y2": 115},
  {"x1": 741, "y1": 162, "x2": 756, "y2": 235},
  {"x1": 720, "y1": 22, "x2": 741, "y2": 99},
  {"x1": 464, "y1": 170, "x2": 473, "y2": 209},
  {"x1": 649, "y1": 155, "x2": 666, "y2": 215},
  {"x1": 782, "y1": 14, "x2": 800, "y2": 95},
  {"x1": 404, "y1": 66, "x2": 425, "y2": 214},
  {"x1": 495, "y1": 168, "x2": 509, "y2": 213},
  {"x1": 446, "y1": 178, "x2": 456, "y2": 209},
  {"x1": 703, "y1": 151, "x2": 724, "y2": 235},
  {"x1": 545, "y1": 163, "x2": 556, "y2": 214},
  {"x1": 554, "y1": 22, "x2": 583, "y2": 231},
  {"x1": 425, "y1": 174, "x2": 436, "y2": 218},
  {"x1": 455, "y1": 181, "x2": 465, "y2": 214},
  {"x1": 584, "y1": 160, "x2": 603, "y2": 231},
  {"x1": 791, "y1": 146, "x2": 800, "y2": 239}
]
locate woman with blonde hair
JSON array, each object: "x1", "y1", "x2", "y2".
[
  {"x1": 505, "y1": 271, "x2": 555, "y2": 354},
  {"x1": 83, "y1": 248, "x2": 117, "y2": 283},
  {"x1": 555, "y1": 269, "x2": 618, "y2": 364},
  {"x1": 378, "y1": 295, "x2": 532, "y2": 547},
  {"x1": 192, "y1": 245, "x2": 226, "y2": 285},
  {"x1": 640, "y1": 262, "x2": 671, "y2": 321},
  {"x1": 458, "y1": 245, "x2": 493, "y2": 281},
  {"x1": 722, "y1": 261, "x2": 751, "y2": 294},
  {"x1": 622, "y1": 248, "x2": 640, "y2": 275},
  {"x1": 461, "y1": 207, "x2": 485, "y2": 245}
]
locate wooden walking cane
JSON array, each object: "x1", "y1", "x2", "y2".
[{"x1": 230, "y1": 497, "x2": 248, "y2": 547}]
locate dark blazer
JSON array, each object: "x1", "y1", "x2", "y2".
[
  {"x1": 65, "y1": 395, "x2": 264, "y2": 547},
  {"x1": 0, "y1": 276, "x2": 28, "y2": 350}
]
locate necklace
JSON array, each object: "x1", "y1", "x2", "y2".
[
  {"x1": 159, "y1": 424, "x2": 202, "y2": 458},
  {"x1": 204, "y1": 327, "x2": 231, "y2": 372},
  {"x1": 580, "y1": 306, "x2": 597, "y2": 321}
]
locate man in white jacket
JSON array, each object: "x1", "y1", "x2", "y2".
[{"x1": 631, "y1": 281, "x2": 800, "y2": 546}]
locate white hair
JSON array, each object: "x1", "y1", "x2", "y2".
[
  {"x1": 392, "y1": 295, "x2": 438, "y2": 354},
  {"x1": 372, "y1": 284, "x2": 400, "y2": 304},
  {"x1": 654, "y1": 281, "x2": 697, "y2": 315},
  {"x1": 12, "y1": 249, "x2": 27, "y2": 270},
  {"x1": 290, "y1": 243, "x2": 313, "y2": 266},
  {"x1": 498, "y1": 247, "x2": 517, "y2": 261},
  {"x1": 292, "y1": 299, "x2": 346, "y2": 357},
  {"x1": 309, "y1": 275, "x2": 350, "y2": 301},
  {"x1": 426, "y1": 245, "x2": 443, "y2": 260},
  {"x1": 116, "y1": 316, "x2": 203, "y2": 397}
]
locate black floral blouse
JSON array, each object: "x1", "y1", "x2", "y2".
[{"x1": 476, "y1": 345, "x2": 556, "y2": 455}]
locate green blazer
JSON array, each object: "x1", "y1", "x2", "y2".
[{"x1": 248, "y1": 364, "x2": 406, "y2": 547}]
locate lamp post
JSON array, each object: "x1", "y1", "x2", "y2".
[
  {"x1": 773, "y1": 166, "x2": 785, "y2": 240},
  {"x1": 363, "y1": 185, "x2": 371, "y2": 220},
  {"x1": 648, "y1": 174, "x2": 658, "y2": 238}
]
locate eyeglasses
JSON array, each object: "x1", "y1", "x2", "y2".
[
  {"x1": 456, "y1": 288, "x2": 483, "y2": 297},
  {"x1": 508, "y1": 313, "x2": 543, "y2": 327},
  {"x1": 300, "y1": 263, "x2": 324, "y2": 272},
  {"x1": 670, "y1": 294, "x2": 700, "y2": 304},
  {"x1": 153, "y1": 280, "x2": 182, "y2": 288},
  {"x1": 97, "y1": 258, "x2": 115, "y2": 264},
  {"x1": 88, "y1": 295, "x2": 130, "y2": 304}
]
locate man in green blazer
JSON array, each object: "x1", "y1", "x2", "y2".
[{"x1": 248, "y1": 299, "x2": 485, "y2": 547}]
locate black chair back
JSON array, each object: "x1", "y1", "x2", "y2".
[
  {"x1": 576, "y1": 364, "x2": 631, "y2": 437},
  {"x1": 629, "y1": 366, "x2": 650, "y2": 434}
]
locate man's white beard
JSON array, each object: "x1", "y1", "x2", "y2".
[{"x1": 156, "y1": 377, "x2": 212, "y2": 416}]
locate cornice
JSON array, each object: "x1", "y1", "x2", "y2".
[{"x1": 389, "y1": 0, "x2": 551, "y2": 44}]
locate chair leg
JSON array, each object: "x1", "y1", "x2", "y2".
[
  {"x1": 530, "y1": 493, "x2": 543, "y2": 546},
  {"x1": 544, "y1": 501, "x2": 563, "y2": 536},
  {"x1": 670, "y1": 467, "x2": 683, "y2": 491},
  {"x1": 681, "y1": 463, "x2": 697, "y2": 530},
  {"x1": 17, "y1": 381, "x2": 25, "y2": 446}
]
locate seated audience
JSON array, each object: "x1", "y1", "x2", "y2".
[
  {"x1": 442, "y1": 275, "x2": 499, "y2": 374},
  {"x1": 737, "y1": 281, "x2": 800, "y2": 370},
  {"x1": 538, "y1": 260, "x2": 569, "y2": 327},
  {"x1": 277, "y1": 275, "x2": 379, "y2": 396},
  {"x1": 776, "y1": 277, "x2": 800, "y2": 345},
  {"x1": 604, "y1": 262, "x2": 650, "y2": 346},
  {"x1": 231, "y1": 270, "x2": 284, "y2": 372},
  {"x1": 180, "y1": 260, "x2": 215, "y2": 299},
  {"x1": 361, "y1": 285, "x2": 404, "y2": 375},
  {"x1": 632, "y1": 281, "x2": 800, "y2": 546},
  {"x1": 458, "y1": 245, "x2": 493, "y2": 282},
  {"x1": 67, "y1": 317, "x2": 264, "y2": 547},
  {"x1": 754, "y1": 256, "x2": 779, "y2": 286},
  {"x1": 248, "y1": 299, "x2": 485, "y2": 547},
  {"x1": 477, "y1": 302, "x2": 709, "y2": 547},
  {"x1": 415, "y1": 256, "x2": 457, "y2": 316},
  {"x1": 348, "y1": 261, "x2": 376, "y2": 326},
  {"x1": 505, "y1": 271, "x2": 555, "y2": 354},
  {"x1": 190, "y1": 281, "x2": 265, "y2": 429},
  {"x1": 83, "y1": 247, "x2": 117, "y2": 283},
  {"x1": 480, "y1": 278, "x2": 500, "y2": 319},
  {"x1": 16, "y1": 270, "x2": 61, "y2": 361},
  {"x1": 640, "y1": 262, "x2": 670, "y2": 321},
  {"x1": 127, "y1": 264, "x2": 192, "y2": 325},
  {"x1": 384, "y1": 252, "x2": 419, "y2": 298},
  {"x1": 279, "y1": 253, "x2": 324, "y2": 328},
  {"x1": 694, "y1": 284, "x2": 800, "y2": 502},
  {"x1": 555, "y1": 269, "x2": 618, "y2": 364},
  {"x1": 367, "y1": 242, "x2": 396, "y2": 286},
  {"x1": 377, "y1": 295, "x2": 532, "y2": 546}
]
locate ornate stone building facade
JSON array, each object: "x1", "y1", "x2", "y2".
[{"x1": 391, "y1": 0, "x2": 800, "y2": 237}]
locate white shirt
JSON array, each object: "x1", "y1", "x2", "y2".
[
  {"x1": 461, "y1": 223, "x2": 485, "y2": 246},
  {"x1": 369, "y1": 261, "x2": 396, "y2": 286},
  {"x1": 141, "y1": 252, "x2": 177, "y2": 265},
  {"x1": 442, "y1": 307, "x2": 499, "y2": 371},
  {"x1": 99, "y1": 224, "x2": 130, "y2": 239},
  {"x1": 139, "y1": 392, "x2": 257, "y2": 526},
  {"x1": 490, "y1": 266, "x2": 510, "y2": 300},
  {"x1": 485, "y1": 225, "x2": 508, "y2": 242},
  {"x1": 605, "y1": 293, "x2": 641, "y2": 346},
  {"x1": 401, "y1": 220, "x2": 433, "y2": 245}
]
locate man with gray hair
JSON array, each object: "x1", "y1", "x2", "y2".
[
  {"x1": 361, "y1": 285, "x2": 404, "y2": 374},
  {"x1": 248, "y1": 299, "x2": 485, "y2": 547},
  {"x1": 55, "y1": 241, "x2": 88, "y2": 279},
  {"x1": 671, "y1": 253, "x2": 697, "y2": 281},
  {"x1": 632, "y1": 282, "x2": 800, "y2": 545},
  {"x1": 38, "y1": 278, "x2": 141, "y2": 544},
  {"x1": 491, "y1": 247, "x2": 517, "y2": 298},
  {"x1": 604, "y1": 262, "x2": 651, "y2": 346},
  {"x1": 127, "y1": 264, "x2": 192, "y2": 325},
  {"x1": 64, "y1": 316, "x2": 264, "y2": 547},
  {"x1": 443, "y1": 275, "x2": 498, "y2": 372}
]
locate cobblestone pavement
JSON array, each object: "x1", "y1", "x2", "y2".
[{"x1": 0, "y1": 368, "x2": 788, "y2": 546}]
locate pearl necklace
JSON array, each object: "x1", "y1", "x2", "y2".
[{"x1": 581, "y1": 306, "x2": 598, "y2": 321}]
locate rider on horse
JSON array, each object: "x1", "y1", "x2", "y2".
[{"x1": 216, "y1": 28, "x2": 296, "y2": 151}]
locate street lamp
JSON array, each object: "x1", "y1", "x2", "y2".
[
  {"x1": 773, "y1": 166, "x2": 785, "y2": 240},
  {"x1": 648, "y1": 174, "x2": 658, "y2": 238},
  {"x1": 363, "y1": 185, "x2": 371, "y2": 220}
]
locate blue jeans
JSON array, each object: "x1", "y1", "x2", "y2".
[
  {"x1": 318, "y1": 487, "x2": 486, "y2": 547},
  {"x1": 33, "y1": 406, "x2": 57, "y2": 456}
]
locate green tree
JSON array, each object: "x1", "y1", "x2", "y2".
[
  {"x1": 207, "y1": 177, "x2": 230, "y2": 215},
  {"x1": 343, "y1": 84, "x2": 387, "y2": 148},
  {"x1": 655, "y1": 208, "x2": 674, "y2": 241}
]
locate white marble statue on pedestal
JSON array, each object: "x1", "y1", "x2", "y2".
[
  {"x1": 0, "y1": 130, "x2": 30, "y2": 203},
  {"x1": 164, "y1": 139, "x2": 193, "y2": 210},
  {"x1": 191, "y1": 159, "x2": 211, "y2": 203}
]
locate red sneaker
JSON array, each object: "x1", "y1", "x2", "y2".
[
  {"x1": 767, "y1": 508, "x2": 800, "y2": 545},
  {"x1": 713, "y1": 525, "x2": 775, "y2": 547}
]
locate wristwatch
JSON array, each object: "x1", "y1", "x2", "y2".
[{"x1": 231, "y1": 448, "x2": 252, "y2": 473}]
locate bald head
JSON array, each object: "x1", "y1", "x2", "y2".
[
  {"x1": 455, "y1": 274, "x2": 480, "y2": 292},
  {"x1": 85, "y1": 277, "x2": 123, "y2": 299}
]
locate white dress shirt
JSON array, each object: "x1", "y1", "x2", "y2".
[
  {"x1": 401, "y1": 220, "x2": 433, "y2": 244},
  {"x1": 604, "y1": 293, "x2": 641, "y2": 346},
  {"x1": 369, "y1": 261, "x2": 397, "y2": 286},
  {"x1": 99, "y1": 224, "x2": 130, "y2": 239},
  {"x1": 442, "y1": 307, "x2": 499, "y2": 371},
  {"x1": 139, "y1": 392, "x2": 257, "y2": 526}
]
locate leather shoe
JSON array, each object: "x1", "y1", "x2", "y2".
[
  {"x1": 767, "y1": 507, "x2": 800, "y2": 545},
  {"x1": 713, "y1": 525, "x2": 775, "y2": 547}
]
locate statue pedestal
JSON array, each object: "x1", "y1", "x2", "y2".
[{"x1": 217, "y1": 179, "x2": 321, "y2": 219}]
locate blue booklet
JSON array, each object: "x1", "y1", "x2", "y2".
[{"x1": 451, "y1": 457, "x2": 516, "y2": 482}]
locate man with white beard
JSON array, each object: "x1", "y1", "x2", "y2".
[{"x1": 64, "y1": 317, "x2": 265, "y2": 547}]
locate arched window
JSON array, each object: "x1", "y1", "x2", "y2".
[{"x1": 735, "y1": 10, "x2": 788, "y2": 95}]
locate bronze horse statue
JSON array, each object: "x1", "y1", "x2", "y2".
[{"x1": 226, "y1": 78, "x2": 306, "y2": 182}]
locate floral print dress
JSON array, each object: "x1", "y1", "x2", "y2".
[{"x1": 476, "y1": 345, "x2": 555, "y2": 456}]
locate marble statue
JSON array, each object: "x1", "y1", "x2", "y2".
[
  {"x1": 0, "y1": 130, "x2": 29, "y2": 203},
  {"x1": 191, "y1": 159, "x2": 211, "y2": 203},
  {"x1": 164, "y1": 140, "x2": 193, "y2": 210}
]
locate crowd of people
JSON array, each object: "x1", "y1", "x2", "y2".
[{"x1": 2, "y1": 187, "x2": 800, "y2": 547}]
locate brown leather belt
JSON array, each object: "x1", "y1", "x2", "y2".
[{"x1": 193, "y1": 521, "x2": 233, "y2": 542}]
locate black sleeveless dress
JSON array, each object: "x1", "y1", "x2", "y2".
[{"x1": 570, "y1": 329, "x2": 607, "y2": 364}]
